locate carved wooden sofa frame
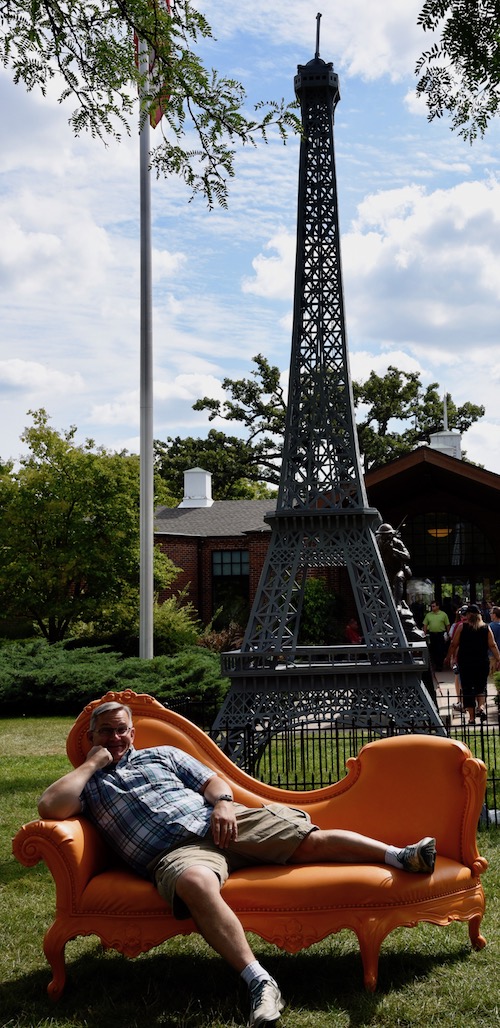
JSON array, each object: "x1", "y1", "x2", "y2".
[{"x1": 13, "y1": 690, "x2": 488, "y2": 1001}]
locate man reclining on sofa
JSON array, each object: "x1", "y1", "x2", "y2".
[{"x1": 38, "y1": 701, "x2": 437, "y2": 1028}]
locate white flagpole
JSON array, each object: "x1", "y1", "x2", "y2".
[{"x1": 139, "y1": 36, "x2": 154, "y2": 659}]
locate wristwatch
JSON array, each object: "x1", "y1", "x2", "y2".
[{"x1": 213, "y1": 794, "x2": 233, "y2": 804}]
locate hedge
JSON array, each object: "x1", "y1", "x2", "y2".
[{"x1": 0, "y1": 640, "x2": 230, "y2": 721}]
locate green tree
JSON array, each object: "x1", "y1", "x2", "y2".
[
  {"x1": 353, "y1": 366, "x2": 485, "y2": 471},
  {"x1": 192, "y1": 354, "x2": 286, "y2": 489},
  {"x1": 416, "y1": 1, "x2": 500, "y2": 140},
  {"x1": 403, "y1": 386, "x2": 485, "y2": 451},
  {"x1": 188, "y1": 356, "x2": 485, "y2": 482},
  {"x1": 154, "y1": 429, "x2": 276, "y2": 500},
  {"x1": 298, "y1": 577, "x2": 340, "y2": 646},
  {"x1": 0, "y1": 409, "x2": 178, "y2": 643},
  {"x1": 353, "y1": 367, "x2": 422, "y2": 472},
  {"x1": 0, "y1": 0, "x2": 299, "y2": 207}
]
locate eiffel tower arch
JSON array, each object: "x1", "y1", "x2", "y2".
[{"x1": 212, "y1": 32, "x2": 444, "y2": 762}]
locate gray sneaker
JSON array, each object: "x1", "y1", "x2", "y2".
[
  {"x1": 397, "y1": 836, "x2": 436, "y2": 873},
  {"x1": 248, "y1": 978, "x2": 285, "y2": 1027}
]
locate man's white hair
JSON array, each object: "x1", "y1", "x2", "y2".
[{"x1": 89, "y1": 701, "x2": 133, "y2": 731}]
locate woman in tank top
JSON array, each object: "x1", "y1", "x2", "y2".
[{"x1": 448, "y1": 604, "x2": 500, "y2": 725}]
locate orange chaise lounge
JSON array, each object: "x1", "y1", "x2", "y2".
[{"x1": 12, "y1": 690, "x2": 488, "y2": 1001}]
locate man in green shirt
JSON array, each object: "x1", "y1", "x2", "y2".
[{"x1": 423, "y1": 600, "x2": 450, "y2": 672}]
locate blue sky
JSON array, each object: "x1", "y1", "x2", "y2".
[{"x1": 2, "y1": 0, "x2": 500, "y2": 473}]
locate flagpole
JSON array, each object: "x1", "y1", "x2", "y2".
[{"x1": 139, "y1": 35, "x2": 154, "y2": 659}]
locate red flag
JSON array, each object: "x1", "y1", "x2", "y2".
[
  {"x1": 134, "y1": 0, "x2": 171, "y2": 128},
  {"x1": 149, "y1": 0, "x2": 171, "y2": 128}
]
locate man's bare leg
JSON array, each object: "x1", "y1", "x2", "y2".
[
  {"x1": 175, "y1": 866, "x2": 285, "y2": 1025},
  {"x1": 175, "y1": 865, "x2": 255, "y2": 971},
  {"x1": 290, "y1": 828, "x2": 436, "y2": 873},
  {"x1": 290, "y1": 828, "x2": 389, "y2": 864}
]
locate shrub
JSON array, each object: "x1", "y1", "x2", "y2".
[
  {"x1": 0, "y1": 640, "x2": 229, "y2": 720},
  {"x1": 74, "y1": 592, "x2": 200, "y2": 658},
  {"x1": 153, "y1": 596, "x2": 201, "y2": 655},
  {"x1": 298, "y1": 577, "x2": 341, "y2": 645},
  {"x1": 198, "y1": 621, "x2": 245, "y2": 653}
]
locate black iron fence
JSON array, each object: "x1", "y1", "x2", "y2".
[{"x1": 168, "y1": 693, "x2": 500, "y2": 828}]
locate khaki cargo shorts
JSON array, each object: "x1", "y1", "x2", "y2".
[{"x1": 153, "y1": 802, "x2": 315, "y2": 919}]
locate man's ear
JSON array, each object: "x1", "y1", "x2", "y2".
[{"x1": 86, "y1": 729, "x2": 95, "y2": 743}]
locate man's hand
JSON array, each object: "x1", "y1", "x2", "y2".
[
  {"x1": 86, "y1": 745, "x2": 114, "y2": 768},
  {"x1": 201, "y1": 776, "x2": 238, "y2": 849},
  {"x1": 210, "y1": 800, "x2": 238, "y2": 849}
]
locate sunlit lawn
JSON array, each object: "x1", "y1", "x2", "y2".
[{"x1": 1, "y1": 717, "x2": 499, "y2": 1028}]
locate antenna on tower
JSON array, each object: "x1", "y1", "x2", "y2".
[{"x1": 315, "y1": 12, "x2": 322, "y2": 59}]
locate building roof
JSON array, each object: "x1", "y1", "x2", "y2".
[
  {"x1": 154, "y1": 499, "x2": 273, "y2": 538},
  {"x1": 155, "y1": 448, "x2": 500, "y2": 539},
  {"x1": 365, "y1": 446, "x2": 500, "y2": 509}
]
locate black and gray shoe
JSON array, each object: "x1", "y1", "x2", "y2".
[{"x1": 397, "y1": 836, "x2": 436, "y2": 873}]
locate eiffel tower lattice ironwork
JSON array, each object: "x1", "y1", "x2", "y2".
[{"x1": 212, "y1": 36, "x2": 444, "y2": 761}]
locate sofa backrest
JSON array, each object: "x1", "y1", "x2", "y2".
[{"x1": 66, "y1": 690, "x2": 486, "y2": 865}]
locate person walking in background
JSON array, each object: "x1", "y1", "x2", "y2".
[
  {"x1": 448, "y1": 604, "x2": 500, "y2": 725},
  {"x1": 447, "y1": 605, "x2": 468, "y2": 714},
  {"x1": 423, "y1": 599, "x2": 450, "y2": 673},
  {"x1": 489, "y1": 606, "x2": 500, "y2": 674}
]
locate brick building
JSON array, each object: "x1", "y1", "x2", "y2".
[
  {"x1": 155, "y1": 445, "x2": 500, "y2": 630},
  {"x1": 155, "y1": 470, "x2": 272, "y2": 627}
]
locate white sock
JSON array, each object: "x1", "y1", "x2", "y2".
[
  {"x1": 241, "y1": 960, "x2": 273, "y2": 988},
  {"x1": 385, "y1": 845, "x2": 404, "y2": 869}
]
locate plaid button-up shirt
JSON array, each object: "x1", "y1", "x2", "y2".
[{"x1": 81, "y1": 746, "x2": 216, "y2": 876}]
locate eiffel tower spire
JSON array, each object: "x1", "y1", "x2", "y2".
[
  {"x1": 280, "y1": 49, "x2": 365, "y2": 515},
  {"x1": 212, "y1": 31, "x2": 444, "y2": 757}
]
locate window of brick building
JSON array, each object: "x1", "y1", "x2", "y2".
[
  {"x1": 212, "y1": 550, "x2": 250, "y2": 628},
  {"x1": 403, "y1": 513, "x2": 493, "y2": 568}
]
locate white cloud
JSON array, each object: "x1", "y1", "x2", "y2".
[
  {"x1": 89, "y1": 373, "x2": 228, "y2": 437},
  {"x1": 342, "y1": 177, "x2": 500, "y2": 352},
  {"x1": 0, "y1": 359, "x2": 84, "y2": 395},
  {"x1": 349, "y1": 349, "x2": 424, "y2": 384},
  {"x1": 404, "y1": 87, "x2": 428, "y2": 117},
  {"x1": 0, "y1": 197, "x2": 115, "y2": 299},
  {"x1": 155, "y1": 372, "x2": 226, "y2": 404},
  {"x1": 242, "y1": 231, "x2": 295, "y2": 300},
  {"x1": 463, "y1": 421, "x2": 500, "y2": 472},
  {"x1": 152, "y1": 248, "x2": 187, "y2": 284},
  {"x1": 207, "y1": 0, "x2": 424, "y2": 80}
]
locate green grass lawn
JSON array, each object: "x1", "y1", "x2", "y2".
[{"x1": 1, "y1": 718, "x2": 499, "y2": 1028}]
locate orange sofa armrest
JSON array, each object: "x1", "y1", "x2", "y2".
[{"x1": 12, "y1": 817, "x2": 113, "y2": 907}]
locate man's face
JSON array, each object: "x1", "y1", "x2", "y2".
[
  {"x1": 431, "y1": 602, "x2": 439, "y2": 612},
  {"x1": 88, "y1": 708, "x2": 135, "y2": 763}
]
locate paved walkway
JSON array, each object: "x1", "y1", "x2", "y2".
[{"x1": 433, "y1": 667, "x2": 499, "y2": 726}]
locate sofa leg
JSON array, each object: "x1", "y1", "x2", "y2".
[
  {"x1": 469, "y1": 914, "x2": 487, "y2": 952},
  {"x1": 356, "y1": 924, "x2": 381, "y2": 992},
  {"x1": 362, "y1": 964, "x2": 378, "y2": 992},
  {"x1": 43, "y1": 921, "x2": 68, "y2": 1001}
]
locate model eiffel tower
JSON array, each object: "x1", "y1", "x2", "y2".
[{"x1": 212, "y1": 23, "x2": 444, "y2": 759}]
